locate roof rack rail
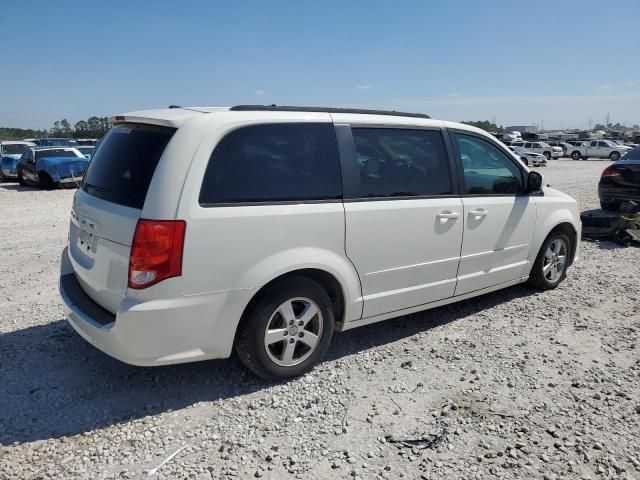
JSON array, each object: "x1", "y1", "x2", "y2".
[{"x1": 229, "y1": 105, "x2": 430, "y2": 119}]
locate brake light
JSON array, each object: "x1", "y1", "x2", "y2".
[
  {"x1": 128, "y1": 219, "x2": 186, "y2": 289},
  {"x1": 601, "y1": 166, "x2": 621, "y2": 177}
]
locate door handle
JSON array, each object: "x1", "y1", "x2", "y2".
[
  {"x1": 468, "y1": 209, "x2": 488, "y2": 218},
  {"x1": 436, "y1": 212, "x2": 459, "y2": 223}
]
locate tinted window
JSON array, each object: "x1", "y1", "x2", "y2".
[
  {"x1": 2, "y1": 144, "x2": 29, "y2": 155},
  {"x1": 455, "y1": 134, "x2": 523, "y2": 195},
  {"x1": 350, "y1": 128, "x2": 451, "y2": 198},
  {"x1": 199, "y1": 123, "x2": 341, "y2": 205},
  {"x1": 36, "y1": 149, "x2": 80, "y2": 160},
  {"x1": 82, "y1": 123, "x2": 175, "y2": 209}
]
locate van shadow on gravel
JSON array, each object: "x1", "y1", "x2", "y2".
[{"x1": 0, "y1": 284, "x2": 535, "y2": 446}]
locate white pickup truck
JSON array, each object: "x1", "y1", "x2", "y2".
[
  {"x1": 568, "y1": 140, "x2": 631, "y2": 161},
  {"x1": 521, "y1": 141, "x2": 563, "y2": 160}
]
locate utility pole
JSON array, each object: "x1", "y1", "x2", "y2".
[{"x1": 605, "y1": 112, "x2": 610, "y2": 127}]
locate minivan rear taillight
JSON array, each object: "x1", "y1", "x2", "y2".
[{"x1": 128, "y1": 219, "x2": 186, "y2": 289}]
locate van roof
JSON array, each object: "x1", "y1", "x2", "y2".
[
  {"x1": 113, "y1": 105, "x2": 433, "y2": 128},
  {"x1": 111, "y1": 106, "x2": 491, "y2": 138}
]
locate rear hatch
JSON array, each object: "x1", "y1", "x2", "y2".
[{"x1": 68, "y1": 123, "x2": 176, "y2": 313}]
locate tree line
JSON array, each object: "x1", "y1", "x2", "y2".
[{"x1": 0, "y1": 116, "x2": 110, "y2": 141}]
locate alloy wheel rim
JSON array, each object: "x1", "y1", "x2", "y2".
[
  {"x1": 543, "y1": 238, "x2": 567, "y2": 283},
  {"x1": 263, "y1": 297, "x2": 323, "y2": 367}
]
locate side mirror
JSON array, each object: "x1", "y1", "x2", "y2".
[{"x1": 527, "y1": 171, "x2": 543, "y2": 194}]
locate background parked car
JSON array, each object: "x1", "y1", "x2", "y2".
[
  {"x1": 569, "y1": 140, "x2": 631, "y2": 161},
  {"x1": 598, "y1": 146, "x2": 640, "y2": 210},
  {"x1": 75, "y1": 138, "x2": 98, "y2": 146},
  {"x1": 508, "y1": 146, "x2": 547, "y2": 167},
  {"x1": 545, "y1": 140, "x2": 573, "y2": 157},
  {"x1": 0, "y1": 141, "x2": 35, "y2": 181},
  {"x1": 76, "y1": 146, "x2": 96, "y2": 159},
  {"x1": 17, "y1": 146, "x2": 89, "y2": 189},
  {"x1": 35, "y1": 138, "x2": 75, "y2": 147},
  {"x1": 522, "y1": 141, "x2": 562, "y2": 160}
]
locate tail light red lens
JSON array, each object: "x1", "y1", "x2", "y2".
[
  {"x1": 128, "y1": 219, "x2": 186, "y2": 289},
  {"x1": 601, "y1": 166, "x2": 621, "y2": 177}
]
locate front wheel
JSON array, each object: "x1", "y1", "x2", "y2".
[
  {"x1": 528, "y1": 231, "x2": 571, "y2": 290},
  {"x1": 543, "y1": 151, "x2": 551, "y2": 160},
  {"x1": 609, "y1": 151, "x2": 621, "y2": 161},
  {"x1": 17, "y1": 170, "x2": 26, "y2": 186},
  {"x1": 38, "y1": 172, "x2": 53, "y2": 190},
  {"x1": 235, "y1": 276, "x2": 335, "y2": 380},
  {"x1": 571, "y1": 151, "x2": 582, "y2": 160}
]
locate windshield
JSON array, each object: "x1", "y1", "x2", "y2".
[
  {"x1": 2, "y1": 144, "x2": 29, "y2": 155},
  {"x1": 35, "y1": 149, "x2": 80, "y2": 160}
]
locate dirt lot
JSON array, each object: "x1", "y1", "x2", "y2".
[{"x1": 1, "y1": 160, "x2": 638, "y2": 480}]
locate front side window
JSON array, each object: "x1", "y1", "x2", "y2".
[
  {"x1": 350, "y1": 128, "x2": 452, "y2": 198},
  {"x1": 455, "y1": 134, "x2": 524, "y2": 195},
  {"x1": 199, "y1": 123, "x2": 341, "y2": 205}
]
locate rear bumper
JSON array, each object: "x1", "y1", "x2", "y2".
[
  {"x1": 59, "y1": 247, "x2": 252, "y2": 366},
  {"x1": 598, "y1": 184, "x2": 640, "y2": 203}
]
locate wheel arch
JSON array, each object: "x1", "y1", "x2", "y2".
[
  {"x1": 235, "y1": 250, "x2": 363, "y2": 333},
  {"x1": 239, "y1": 268, "x2": 349, "y2": 332}
]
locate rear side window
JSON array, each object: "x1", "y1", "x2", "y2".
[
  {"x1": 351, "y1": 128, "x2": 452, "y2": 198},
  {"x1": 82, "y1": 123, "x2": 175, "y2": 209},
  {"x1": 199, "y1": 123, "x2": 341, "y2": 205}
]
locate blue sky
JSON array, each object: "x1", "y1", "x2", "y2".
[{"x1": 2, "y1": 0, "x2": 639, "y2": 130}]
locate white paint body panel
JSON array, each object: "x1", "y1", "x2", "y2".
[
  {"x1": 59, "y1": 108, "x2": 581, "y2": 367},
  {"x1": 455, "y1": 196, "x2": 536, "y2": 295},
  {"x1": 344, "y1": 198, "x2": 463, "y2": 317}
]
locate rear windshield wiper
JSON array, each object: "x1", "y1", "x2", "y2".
[{"x1": 85, "y1": 183, "x2": 111, "y2": 194}]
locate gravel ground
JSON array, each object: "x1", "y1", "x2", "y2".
[{"x1": 1, "y1": 160, "x2": 638, "y2": 480}]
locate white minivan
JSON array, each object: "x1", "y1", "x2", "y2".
[{"x1": 60, "y1": 106, "x2": 581, "y2": 380}]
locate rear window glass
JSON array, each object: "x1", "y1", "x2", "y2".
[
  {"x1": 36, "y1": 149, "x2": 79, "y2": 160},
  {"x1": 199, "y1": 123, "x2": 342, "y2": 205},
  {"x1": 82, "y1": 123, "x2": 175, "y2": 209}
]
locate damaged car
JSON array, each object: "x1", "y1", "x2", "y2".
[
  {"x1": 17, "y1": 146, "x2": 89, "y2": 189},
  {"x1": 1, "y1": 141, "x2": 36, "y2": 181}
]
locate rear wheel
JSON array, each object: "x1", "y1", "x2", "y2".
[
  {"x1": 571, "y1": 151, "x2": 582, "y2": 160},
  {"x1": 38, "y1": 172, "x2": 53, "y2": 190},
  {"x1": 609, "y1": 151, "x2": 621, "y2": 161},
  {"x1": 543, "y1": 151, "x2": 551, "y2": 160},
  {"x1": 0, "y1": 170, "x2": 5, "y2": 182},
  {"x1": 529, "y1": 231, "x2": 571, "y2": 290},
  {"x1": 235, "y1": 276, "x2": 335, "y2": 380}
]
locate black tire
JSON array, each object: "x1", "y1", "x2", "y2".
[
  {"x1": 543, "y1": 151, "x2": 551, "y2": 160},
  {"x1": 571, "y1": 151, "x2": 582, "y2": 160},
  {"x1": 38, "y1": 172, "x2": 53, "y2": 190},
  {"x1": 529, "y1": 230, "x2": 571, "y2": 291},
  {"x1": 235, "y1": 275, "x2": 335, "y2": 381},
  {"x1": 0, "y1": 170, "x2": 5, "y2": 182},
  {"x1": 600, "y1": 199, "x2": 621, "y2": 211},
  {"x1": 609, "y1": 151, "x2": 621, "y2": 161},
  {"x1": 17, "y1": 170, "x2": 26, "y2": 186}
]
